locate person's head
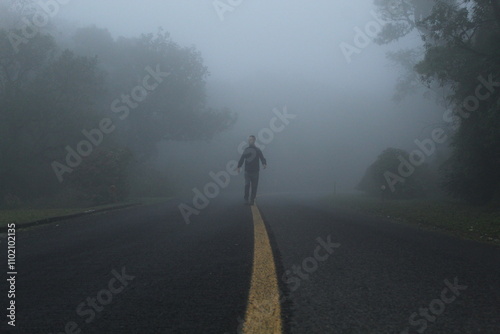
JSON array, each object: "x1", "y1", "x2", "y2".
[{"x1": 248, "y1": 135, "x2": 256, "y2": 145}]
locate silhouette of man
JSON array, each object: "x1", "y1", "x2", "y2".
[{"x1": 236, "y1": 135, "x2": 267, "y2": 205}]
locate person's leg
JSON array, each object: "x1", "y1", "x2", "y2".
[
  {"x1": 244, "y1": 171, "x2": 251, "y2": 202},
  {"x1": 250, "y1": 172, "x2": 259, "y2": 203}
]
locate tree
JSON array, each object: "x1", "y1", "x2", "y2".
[
  {"x1": 0, "y1": 29, "x2": 106, "y2": 202},
  {"x1": 0, "y1": 12, "x2": 237, "y2": 205},
  {"x1": 373, "y1": 0, "x2": 500, "y2": 203},
  {"x1": 357, "y1": 148, "x2": 435, "y2": 199},
  {"x1": 71, "y1": 27, "x2": 237, "y2": 162},
  {"x1": 416, "y1": 0, "x2": 500, "y2": 203},
  {"x1": 373, "y1": 0, "x2": 437, "y2": 44}
]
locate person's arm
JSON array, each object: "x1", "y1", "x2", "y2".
[
  {"x1": 236, "y1": 152, "x2": 245, "y2": 173},
  {"x1": 259, "y1": 149, "x2": 267, "y2": 169}
]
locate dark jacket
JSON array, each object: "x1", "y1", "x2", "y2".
[{"x1": 237, "y1": 145, "x2": 267, "y2": 172}]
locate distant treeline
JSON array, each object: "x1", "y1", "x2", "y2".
[
  {"x1": 358, "y1": 0, "x2": 500, "y2": 204},
  {"x1": 0, "y1": 3, "x2": 236, "y2": 207},
  {"x1": 357, "y1": 0, "x2": 500, "y2": 204}
]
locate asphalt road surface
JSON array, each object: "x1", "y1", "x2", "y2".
[{"x1": 1, "y1": 192, "x2": 499, "y2": 333}]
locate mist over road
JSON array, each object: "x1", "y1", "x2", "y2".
[
  {"x1": 2, "y1": 193, "x2": 499, "y2": 333},
  {"x1": 1, "y1": 1, "x2": 499, "y2": 332}
]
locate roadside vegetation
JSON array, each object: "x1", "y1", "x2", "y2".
[
  {"x1": 324, "y1": 193, "x2": 500, "y2": 245},
  {"x1": 345, "y1": 1, "x2": 500, "y2": 245},
  {"x1": 0, "y1": 197, "x2": 172, "y2": 229},
  {"x1": 0, "y1": 8, "x2": 235, "y2": 211}
]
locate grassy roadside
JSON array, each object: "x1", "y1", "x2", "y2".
[
  {"x1": 322, "y1": 193, "x2": 500, "y2": 245},
  {"x1": 0, "y1": 197, "x2": 173, "y2": 229}
]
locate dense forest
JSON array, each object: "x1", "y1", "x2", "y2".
[
  {"x1": 0, "y1": 2, "x2": 236, "y2": 206},
  {"x1": 358, "y1": 0, "x2": 500, "y2": 204}
]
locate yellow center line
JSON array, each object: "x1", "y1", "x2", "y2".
[{"x1": 243, "y1": 204, "x2": 283, "y2": 334}]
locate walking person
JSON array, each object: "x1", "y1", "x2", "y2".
[{"x1": 236, "y1": 135, "x2": 267, "y2": 205}]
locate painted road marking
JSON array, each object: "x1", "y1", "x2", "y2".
[{"x1": 243, "y1": 204, "x2": 283, "y2": 334}]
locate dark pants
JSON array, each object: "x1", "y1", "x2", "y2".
[{"x1": 244, "y1": 171, "x2": 259, "y2": 201}]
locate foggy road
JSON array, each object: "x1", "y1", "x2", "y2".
[
  {"x1": 1, "y1": 193, "x2": 499, "y2": 334},
  {"x1": 2, "y1": 1, "x2": 500, "y2": 333}
]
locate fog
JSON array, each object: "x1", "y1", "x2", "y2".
[
  {"x1": 2, "y1": 3, "x2": 499, "y2": 332},
  {"x1": 1, "y1": 0, "x2": 451, "y2": 202}
]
